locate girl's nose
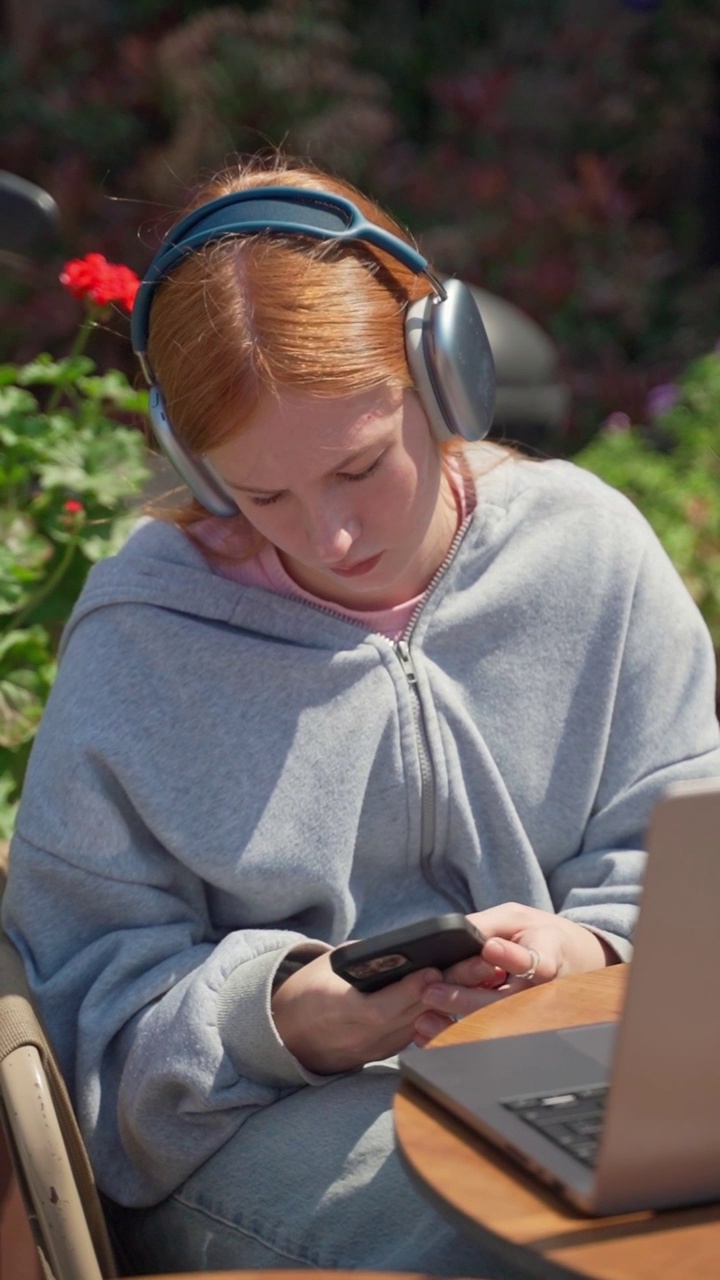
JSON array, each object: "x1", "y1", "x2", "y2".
[{"x1": 306, "y1": 510, "x2": 360, "y2": 564}]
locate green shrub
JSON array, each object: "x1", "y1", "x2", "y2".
[
  {"x1": 575, "y1": 350, "x2": 720, "y2": 682},
  {"x1": 0, "y1": 258, "x2": 149, "y2": 836}
]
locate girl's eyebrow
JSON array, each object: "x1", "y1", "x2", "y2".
[{"x1": 222, "y1": 441, "x2": 387, "y2": 494}]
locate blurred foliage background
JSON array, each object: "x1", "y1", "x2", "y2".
[{"x1": 4, "y1": 0, "x2": 720, "y2": 444}]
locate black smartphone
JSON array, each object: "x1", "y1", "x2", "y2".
[{"x1": 330, "y1": 913, "x2": 486, "y2": 993}]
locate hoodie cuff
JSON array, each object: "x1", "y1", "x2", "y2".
[{"x1": 216, "y1": 943, "x2": 334, "y2": 1089}]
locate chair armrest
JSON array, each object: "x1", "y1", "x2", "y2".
[{"x1": 0, "y1": 1044, "x2": 103, "y2": 1280}]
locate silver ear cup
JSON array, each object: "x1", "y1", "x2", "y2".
[
  {"x1": 149, "y1": 387, "x2": 239, "y2": 517},
  {"x1": 405, "y1": 278, "x2": 496, "y2": 442},
  {"x1": 405, "y1": 294, "x2": 455, "y2": 443}
]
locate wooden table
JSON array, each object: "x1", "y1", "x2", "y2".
[{"x1": 395, "y1": 967, "x2": 720, "y2": 1279}]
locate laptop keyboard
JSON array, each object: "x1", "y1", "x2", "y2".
[{"x1": 502, "y1": 1084, "x2": 608, "y2": 1168}]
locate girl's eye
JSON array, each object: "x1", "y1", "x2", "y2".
[
  {"x1": 248, "y1": 453, "x2": 384, "y2": 505},
  {"x1": 251, "y1": 491, "x2": 285, "y2": 508},
  {"x1": 342, "y1": 456, "x2": 383, "y2": 483}
]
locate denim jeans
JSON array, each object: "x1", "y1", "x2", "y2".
[{"x1": 106, "y1": 1063, "x2": 530, "y2": 1277}]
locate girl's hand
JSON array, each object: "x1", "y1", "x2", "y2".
[
  {"x1": 271, "y1": 951, "x2": 450, "y2": 1073},
  {"x1": 414, "y1": 903, "x2": 618, "y2": 1047}
]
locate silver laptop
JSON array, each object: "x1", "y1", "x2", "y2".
[{"x1": 399, "y1": 778, "x2": 720, "y2": 1216}]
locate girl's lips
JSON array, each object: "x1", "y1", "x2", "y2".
[{"x1": 330, "y1": 553, "x2": 382, "y2": 578}]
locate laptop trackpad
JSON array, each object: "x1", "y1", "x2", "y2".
[{"x1": 557, "y1": 1023, "x2": 617, "y2": 1069}]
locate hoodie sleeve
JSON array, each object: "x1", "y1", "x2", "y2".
[
  {"x1": 547, "y1": 521, "x2": 720, "y2": 958},
  {"x1": 3, "y1": 740, "x2": 333, "y2": 1207}
]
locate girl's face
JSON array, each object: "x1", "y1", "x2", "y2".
[{"x1": 206, "y1": 386, "x2": 460, "y2": 609}]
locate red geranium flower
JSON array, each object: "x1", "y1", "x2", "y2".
[{"x1": 59, "y1": 253, "x2": 140, "y2": 313}]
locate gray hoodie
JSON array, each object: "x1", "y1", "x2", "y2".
[{"x1": 4, "y1": 456, "x2": 720, "y2": 1206}]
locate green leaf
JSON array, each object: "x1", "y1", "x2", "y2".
[
  {"x1": 81, "y1": 510, "x2": 148, "y2": 561},
  {"x1": 17, "y1": 354, "x2": 95, "y2": 385},
  {"x1": 77, "y1": 371, "x2": 148, "y2": 411},
  {"x1": 0, "y1": 515, "x2": 53, "y2": 614},
  {"x1": 0, "y1": 385, "x2": 38, "y2": 417},
  {"x1": 0, "y1": 772, "x2": 19, "y2": 842},
  {"x1": 0, "y1": 627, "x2": 56, "y2": 750}
]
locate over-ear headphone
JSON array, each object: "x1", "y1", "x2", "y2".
[{"x1": 131, "y1": 186, "x2": 496, "y2": 517}]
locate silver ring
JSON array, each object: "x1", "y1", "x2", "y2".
[{"x1": 514, "y1": 948, "x2": 540, "y2": 982}]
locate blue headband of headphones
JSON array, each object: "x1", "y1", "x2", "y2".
[{"x1": 131, "y1": 186, "x2": 442, "y2": 364}]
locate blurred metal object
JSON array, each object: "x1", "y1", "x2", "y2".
[
  {"x1": 0, "y1": 170, "x2": 60, "y2": 255},
  {"x1": 470, "y1": 286, "x2": 570, "y2": 442}
]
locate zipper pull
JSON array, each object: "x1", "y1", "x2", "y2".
[{"x1": 395, "y1": 639, "x2": 418, "y2": 686}]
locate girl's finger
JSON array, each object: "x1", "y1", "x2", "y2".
[
  {"x1": 413, "y1": 1011, "x2": 454, "y2": 1042},
  {"x1": 482, "y1": 936, "x2": 557, "y2": 984}
]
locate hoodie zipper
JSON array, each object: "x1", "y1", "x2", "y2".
[
  {"x1": 394, "y1": 638, "x2": 437, "y2": 862},
  {"x1": 391, "y1": 511, "x2": 475, "y2": 903}
]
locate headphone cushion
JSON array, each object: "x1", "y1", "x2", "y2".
[{"x1": 405, "y1": 279, "x2": 495, "y2": 443}]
